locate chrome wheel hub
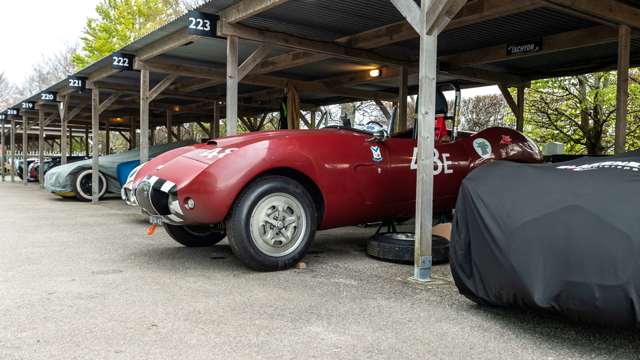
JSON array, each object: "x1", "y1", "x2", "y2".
[{"x1": 250, "y1": 193, "x2": 307, "y2": 257}]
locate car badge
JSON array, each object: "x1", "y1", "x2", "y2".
[
  {"x1": 370, "y1": 146, "x2": 383, "y2": 162},
  {"x1": 500, "y1": 135, "x2": 512, "y2": 145},
  {"x1": 473, "y1": 138, "x2": 493, "y2": 159}
]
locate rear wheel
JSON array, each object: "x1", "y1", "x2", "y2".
[
  {"x1": 164, "y1": 224, "x2": 226, "y2": 247},
  {"x1": 72, "y1": 169, "x2": 107, "y2": 202},
  {"x1": 226, "y1": 176, "x2": 317, "y2": 271}
]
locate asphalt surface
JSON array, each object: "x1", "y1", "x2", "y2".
[{"x1": 0, "y1": 180, "x2": 639, "y2": 360}]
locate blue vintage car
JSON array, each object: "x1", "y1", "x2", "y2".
[{"x1": 44, "y1": 141, "x2": 194, "y2": 201}]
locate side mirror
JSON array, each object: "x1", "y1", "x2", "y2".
[{"x1": 368, "y1": 129, "x2": 389, "y2": 143}]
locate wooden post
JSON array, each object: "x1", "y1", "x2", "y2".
[
  {"x1": 516, "y1": 86, "x2": 525, "y2": 132},
  {"x1": 140, "y1": 66, "x2": 150, "y2": 162},
  {"x1": 129, "y1": 117, "x2": 136, "y2": 149},
  {"x1": 105, "y1": 121, "x2": 111, "y2": 155},
  {"x1": 91, "y1": 88, "x2": 100, "y2": 203},
  {"x1": 38, "y1": 110, "x2": 44, "y2": 187},
  {"x1": 10, "y1": 118, "x2": 15, "y2": 183},
  {"x1": 413, "y1": 5, "x2": 439, "y2": 282},
  {"x1": 1, "y1": 119, "x2": 5, "y2": 182},
  {"x1": 166, "y1": 109, "x2": 174, "y2": 143},
  {"x1": 398, "y1": 65, "x2": 408, "y2": 132},
  {"x1": 59, "y1": 96, "x2": 69, "y2": 165},
  {"x1": 209, "y1": 101, "x2": 218, "y2": 139},
  {"x1": 84, "y1": 124, "x2": 90, "y2": 157},
  {"x1": 226, "y1": 35, "x2": 239, "y2": 136},
  {"x1": 22, "y1": 114, "x2": 28, "y2": 186},
  {"x1": 616, "y1": 24, "x2": 631, "y2": 155}
]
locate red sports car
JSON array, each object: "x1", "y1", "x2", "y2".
[{"x1": 132, "y1": 117, "x2": 542, "y2": 271}]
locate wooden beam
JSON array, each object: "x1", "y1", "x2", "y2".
[
  {"x1": 10, "y1": 118, "x2": 15, "y2": 182},
  {"x1": 516, "y1": 85, "x2": 526, "y2": 132},
  {"x1": 442, "y1": 25, "x2": 625, "y2": 69},
  {"x1": 22, "y1": 113, "x2": 28, "y2": 186},
  {"x1": 252, "y1": 51, "x2": 328, "y2": 75},
  {"x1": 146, "y1": 60, "x2": 398, "y2": 101},
  {"x1": 91, "y1": 88, "x2": 100, "y2": 203},
  {"x1": 443, "y1": 67, "x2": 529, "y2": 86},
  {"x1": 227, "y1": 35, "x2": 239, "y2": 136},
  {"x1": 38, "y1": 110, "x2": 44, "y2": 187},
  {"x1": 616, "y1": 24, "x2": 631, "y2": 154},
  {"x1": 88, "y1": 66, "x2": 120, "y2": 87},
  {"x1": 498, "y1": 84, "x2": 520, "y2": 120},
  {"x1": 140, "y1": 68, "x2": 150, "y2": 162},
  {"x1": 374, "y1": 100, "x2": 392, "y2": 122},
  {"x1": 239, "y1": 44, "x2": 273, "y2": 80},
  {"x1": 398, "y1": 65, "x2": 408, "y2": 131},
  {"x1": 429, "y1": 0, "x2": 468, "y2": 35},
  {"x1": 545, "y1": 0, "x2": 640, "y2": 29},
  {"x1": 413, "y1": 0, "x2": 440, "y2": 282},
  {"x1": 252, "y1": 0, "x2": 543, "y2": 76},
  {"x1": 390, "y1": 0, "x2": 422, "y2": 33},
  {"x1": 195, "y1": 121, "x2": 209, "y2": 134},
  {"x1": 178, "y1": 79, "x2": 224, "y2": 93},
  {"x1": 59, "y1": 96, "x2": 69, "y2": 165},
  {"x1": 98, "y1": 94, "x2": 121, "y2": 114},
  {"x1": 220, "y1": 0, "x2": 290, "y2": 23},
  {"x1": 149, "y1": 74, "x2": 178, "y2": 102},
  {"x1": 136, "y1": 29, "x2": 197, "y2": 62},
  {"x1": 217, "y1": 22, "x2": 408, "y2": 66},
  {"x1": 68, "y1": 105, "x2": 87, "y2": 122}
]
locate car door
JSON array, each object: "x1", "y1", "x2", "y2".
[
  {"x1": 380, "y1": 136, "x2": 417, "y2": 218},
  {"x1": 351, "y1": 138, "x2": 390, "y2": 221}
]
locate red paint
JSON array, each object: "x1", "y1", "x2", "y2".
[{"x1": 133, "y1": 127, "x2": 542, "y2": 229}]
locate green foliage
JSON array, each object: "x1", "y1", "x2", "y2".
[
  {"x1": 72, "y1": 0, "x2": 184, "y2": 69},
  {"x1": 524, "y1": 71, "x2": 640, "y2": 155}
]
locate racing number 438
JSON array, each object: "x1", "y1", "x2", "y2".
[{"x1": 411, "y1": 147, "x2": 453, "y2": 175}]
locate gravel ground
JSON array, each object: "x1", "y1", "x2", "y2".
[{"x1": 0, "y1": 180, "x2": 638, "y2": 360}]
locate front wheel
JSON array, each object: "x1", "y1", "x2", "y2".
[
  {"x1": 226, "y1": 176, "x2": 317, "y2": 271},
  {"x1": 165, "y1": 224, "x2": 226, "y2": 247}
]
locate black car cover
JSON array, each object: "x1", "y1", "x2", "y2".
[{"x1": 450, "y1": 151, "x2": 640, "y2": 327}]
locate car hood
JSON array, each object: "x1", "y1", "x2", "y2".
[{"x1": 181, "y1": 129, "x2": 365, "y2": 164}]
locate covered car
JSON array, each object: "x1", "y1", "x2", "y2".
[
  {"x1": 451, "y1": 151, "x2": 640, "y2": 327},
  {"x1": 44, "y1": 141, "x2": 194, "y2": 201},
  {"x1": 131, "y1": 118, "x2": 542, "y2": 271}
]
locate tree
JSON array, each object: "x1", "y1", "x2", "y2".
[
  {"x1": 72, "y1": 0, "x2": 186, "y2": 69},
  {"x1": 0, "y1": 72, "x2": 18, "y2": 110},
  {"x1": 524, "y1": 72, "x2": 640, "y2": 155},
  {"x1": 20, "y1": 45, "x2": 78, "y2": 96},
  {"x1": 459, "y1": 94, "x2": 509, "y2": 132}
]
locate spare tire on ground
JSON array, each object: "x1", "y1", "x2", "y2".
[
  {"x1": 367, "y1": 233, "x2": 450, "y2": 264},
  {"x1": 451, "y1": 150, "x2": 640, "y2": 327}
]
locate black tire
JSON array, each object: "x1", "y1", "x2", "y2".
[
  {"x1": 165, "y1": 224, "x2": 226, "y2": 247},
  {"x1": 367, "y1": 233, "x2": 450, "y2": 264},
  {"x1": 226, "y1": 176, "x2": 317, "y2": 271},
  {"x1": 72, "y1": 169, "x2": 107, "y2": 202}
]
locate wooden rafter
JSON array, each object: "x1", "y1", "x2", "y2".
[
  {"x1": 217, "y1": 22, "x2": 409, "y2": 66},
  {"x1": 441, "y1": 25, "x2": 634, "y2": 69},
  {"x1": 219, "y1": 0, "x2": 290, "y2": 23}
]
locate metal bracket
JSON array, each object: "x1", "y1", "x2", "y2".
[{"x1": 413, "y1": 256, "x2": 433, "y2": 282}]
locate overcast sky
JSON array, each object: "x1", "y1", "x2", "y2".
[{"x1": 0, "y1": 0, "x2": 101, "y2": 85}]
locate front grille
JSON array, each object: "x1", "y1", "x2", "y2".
[{"x1": 135, "y1": 177, "x2": 180, "y2": 218}]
